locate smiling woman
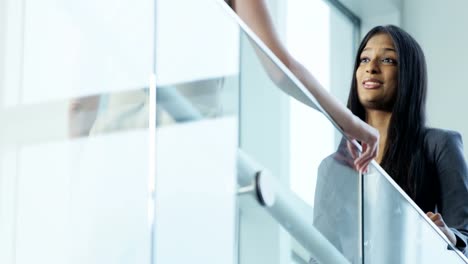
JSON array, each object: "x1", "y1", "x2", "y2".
[
  {"x1": 356, "y1": 33, "x2": 398, "y2": 113},
  {"x1": 348, "y1": 25, "x2": 468, "y2": 255}
]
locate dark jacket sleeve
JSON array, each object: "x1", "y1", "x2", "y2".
[{"x1": 434, "y1": 130, "x2": 468, "y2": 254}]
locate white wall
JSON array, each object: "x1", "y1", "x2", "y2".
[
  {"x1": 339, "y1": 0, "x2": 402, "y2": 35},
  {"x1": 360, "y1": 11, "x2": 400, "y2": 36},
  {"x1": 402, "y1": 0, "x2": 468, "y2": 157},
  {"x1": 0, "y1": 0, "x2": 5, "y2": 102}
]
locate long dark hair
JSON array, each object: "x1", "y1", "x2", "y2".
[{"x1": 347, "y1": 25, "x2": 428, "y2": 198}]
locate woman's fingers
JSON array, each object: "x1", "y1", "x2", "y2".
[
  {"x1": 353, "y1": 142, "x2": 377, "y2": 173},
  {"x1": 427, "y1": 212, "x2": 445, "y2": 227},
  {"x1": 346, "y1": 139, "x2": 373, "y2": 172},
  {"x1": 345, "y1": 121, "x2": 379, "y2": 172},
  {"x1": 427, "y1": 212, "x2": 441, "y2": 220},
  {"x1": 426, "y1": 212, "x2": 457, "y2": 245},
  {"x1": 346, "y1": 139, "x2": 359, "y2": 160}
]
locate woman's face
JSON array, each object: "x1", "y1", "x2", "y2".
[{"x1": 355, "y1": 33, "x2": 398, "y2": 111}]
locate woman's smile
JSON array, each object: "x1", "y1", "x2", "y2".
[{"x1": 362, "y1": 78, "x2": 383, "y2": 89}]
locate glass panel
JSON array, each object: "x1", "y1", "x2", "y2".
[
  {"x1": 4, "y1": 0, "x2": 154, "y2": 106},
  {"x1": 155, "y1": 0, "x2": 239, "y2": 86},
  {"x1": 153, "y1": 0, "x2": 240, "y2": 263},
  {"x1": 363, "y1": 165, "x2": 468, "y2": 263},
  {"x1": 153, "y1": 84, "x2": 239, "y2": 263},
  {"x1": 237, "y1": 11, "x2": 361, "y2": 264},
  {"x1": 154, "y1": 31, "x2": 240, "y2": 264},
  {"x1": 0, "y1": 0, "x2": 154, "y2": 263},
  {"x1": 0, "y1": 91, "x2": 153, "y2": 264}
]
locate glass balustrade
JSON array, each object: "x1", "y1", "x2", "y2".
[
  {"x1": 363, "y1": 164, "x2": 468, "y2": 263},
  {"x1": 0, "y1": 0, "x2": 155, "y2": 262},
  {"x1": 0, "y1": 90, "x2": 154, "y2": 264},
  {"x1": 1, "y1": 0, "x2": 467, "y2": 263}
]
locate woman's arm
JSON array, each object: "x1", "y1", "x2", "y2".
[{"x1": 231, "y1": 0, "x2": 378, "y2": 171}]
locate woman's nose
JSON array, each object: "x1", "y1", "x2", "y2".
[{"x1": 366, "y1": 60, "x2": 380, "y2": 74}]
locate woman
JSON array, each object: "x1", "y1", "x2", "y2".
[
  {"x1": 349, "y1": 25, "x2": 468, "y2": 253},
  {"x1": 228, "y1": 0, "x2": 379, "y2": 172}
]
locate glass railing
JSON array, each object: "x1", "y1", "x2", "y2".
[
  {"x1": 1, "y1": 0, "x2": 467, "y2": 263},
  {"x1": 363, "y1": 164, "x2": 468, "y2": 263}
]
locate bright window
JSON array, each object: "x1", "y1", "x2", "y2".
[{"x1": 286, "y1": 0, "x2": 356, "y2": 206}]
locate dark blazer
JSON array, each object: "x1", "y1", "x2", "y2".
[{"x1": 419, "y1": 128, "x2": 468, "y2": 254}]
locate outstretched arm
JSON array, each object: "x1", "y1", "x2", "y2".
[{"x1": 231, "y1": 0, "x2": 378, "y2": 171}]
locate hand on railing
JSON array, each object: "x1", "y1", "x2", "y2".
[
  {"x1": 427, "y1": 212, "x2": 457, "y2": 245},
  {"x1": 330, "y1": 121, "x2": 379, "y2": 174},
  {"x1": 343, "y1": 115, "x2": 379, "y2": 173}
]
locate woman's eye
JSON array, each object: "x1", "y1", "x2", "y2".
[
  {"x1": 360, "y1": 57, "x2": 370, "y2": 63},
  {"x1": 382, "y1": 58, "x2": 396, "y2": 64}
]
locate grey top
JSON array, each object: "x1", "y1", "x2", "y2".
[{"x1": 421, "y1": 128, "x2": 468, "y2": 254}]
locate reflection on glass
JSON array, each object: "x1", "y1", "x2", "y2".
[
  {"x1": 68, "y1": 89, "x2": 150, "y2": 138},
  {"x1": 156, "y1": 77, "x2": 238, "y2": 127}
]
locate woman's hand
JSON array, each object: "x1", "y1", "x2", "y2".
[
  {"x1": 427, "y1": 212, "x2": 457, "y2": 245},
  {"x1": 344, "y1": 115, "x2": 379, "y2": 173}
]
